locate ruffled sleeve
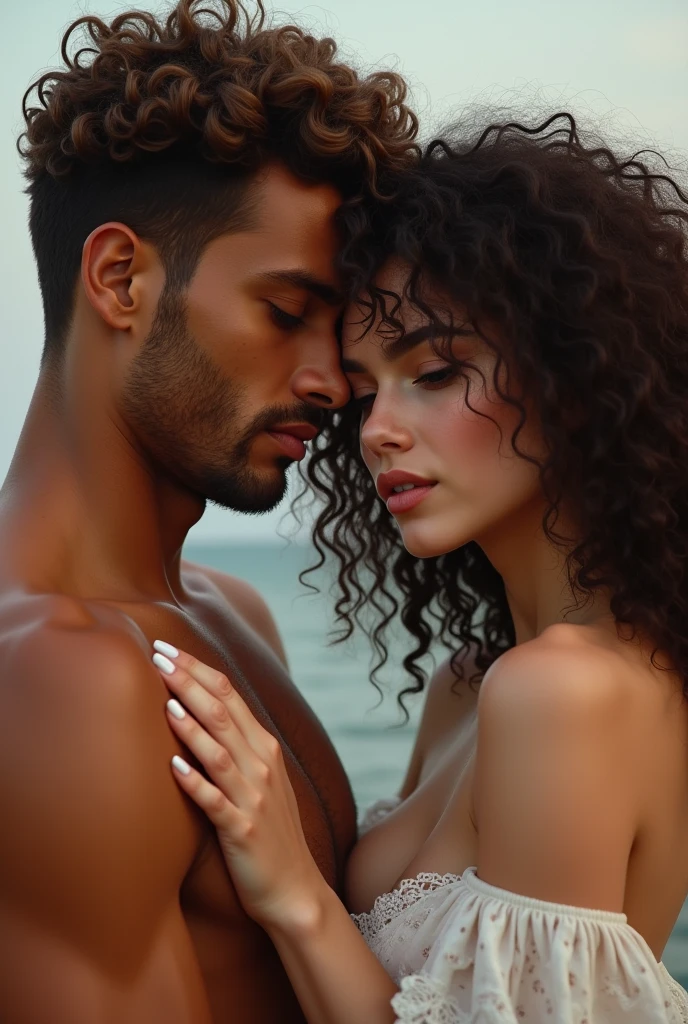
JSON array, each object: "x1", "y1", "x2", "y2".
[{"x1": 355, "y1": 866, "x2": 688, "y2": 1023}]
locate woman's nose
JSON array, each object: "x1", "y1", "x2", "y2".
[{"x1": 360, "y1": 400, "x2": 413, "y2": 455}]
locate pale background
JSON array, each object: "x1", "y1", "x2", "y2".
[{"x1": 1, "y1": 0, "x2": 687, "y2": 541}]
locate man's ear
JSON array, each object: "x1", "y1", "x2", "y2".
[{"x1": 81, "y1": 222, "x2": 157, "y2": 331}]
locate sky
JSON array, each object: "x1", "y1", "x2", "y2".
[{"x1": 1, "y1": 0, "x2": 686, "y2": 542}]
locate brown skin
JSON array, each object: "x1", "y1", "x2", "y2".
[{"x1": 0, "y1": 164, "x2": 357, "y2": 1024}]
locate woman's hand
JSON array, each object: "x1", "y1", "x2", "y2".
[{"x1": 151, "y1": 641, "x2": 328, "y2": 932}]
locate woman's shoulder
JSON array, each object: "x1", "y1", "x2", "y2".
[
  {"x1": 480, "y1": 622, "x2": 639, "y2": 721},
  {"x1": 480, "y1": 620, "x2": 683, "y2": 736},
  {"x1": 470, "y1": 623, "x2": 671, "y2": 916}
]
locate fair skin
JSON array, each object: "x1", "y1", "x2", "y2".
[{"x1": 150, "y1": 261, "x2": 688, "y2": 1022}]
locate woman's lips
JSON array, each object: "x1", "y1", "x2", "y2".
[{"x1": 386, "y1": 484, "x2": 436, "y2": 515}]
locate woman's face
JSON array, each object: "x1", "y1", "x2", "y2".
[{"x1": 341, "y1": 261, "x2": 547, "y2": 559}]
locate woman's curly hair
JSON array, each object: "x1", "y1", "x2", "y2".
[
  {"x1": 294, "y1": 112, "x2": 688, "y2": 716},
  {"x1": 18, "y1": 0, "x2": 418, "y2": 351}
]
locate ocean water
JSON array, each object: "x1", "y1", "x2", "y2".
[{"x1": 184, "y1": 539, "x2": 688, "y2": 986}]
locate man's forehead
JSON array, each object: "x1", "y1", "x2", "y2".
[{"x1": 253, "y1": 162, "x2": 342, "y2": 227}]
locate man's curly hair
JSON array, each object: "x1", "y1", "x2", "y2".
[
  {"x1": 294, "y1": 112, "x2": 688, "y2": 715},
  {"x1": 18, "y1": 0, "x2": 418, "y2": 355}
]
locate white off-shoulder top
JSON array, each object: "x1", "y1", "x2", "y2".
[{"x1": 351, "y1": 797, "x2": 688, "y2": 1023}]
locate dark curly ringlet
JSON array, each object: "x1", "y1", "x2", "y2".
[
  {"x1": 293, "y1": 112, "x2": 688, "y2": 719},
  {"x1": 18, "y1": 0, "x2": 419, "y2": 357}
]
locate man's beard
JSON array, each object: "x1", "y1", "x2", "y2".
[{"x1": 121, "y1": 287, "x2": 318, "y2": 514}]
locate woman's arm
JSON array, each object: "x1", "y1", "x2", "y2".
[
  {"x1": 264, "y1": 885, "x2": 398, "y2": 1024},
  {"x1": 152, "y1": 644, "x2": 399, "y2": 1024},
  {"x1": 473, "y1": 642, "x2": 638, "y2": 907}
]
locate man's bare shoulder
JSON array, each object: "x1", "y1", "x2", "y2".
[
  {"x1": 0, "y1": 593, "x2": 209, "y2": 1018},
  {"x1": 0, "y1": 591, "x2": 159, "y2": 709},
  {"x1": 0, "y1": 590, "x2": 199, "y2": 882},
  {"x1": 182, "y1": 560, "x2": 288, "y2": 667},
  {"x1": 0, "y1": 594, "x2": 194, "y2": 815}
]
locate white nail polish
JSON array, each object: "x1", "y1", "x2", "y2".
[
  {"x1": 153, "y1": 652, "x2": 176, "y2": 675},
  {"x1": 172, "y1": 755, "x2": 191, "y2": 775},
  {"x1": 167, "y1": 699, "x2": 186, "y2": 720},
  {"x1": 154, "y1": 640, "x2": 179, "y2": 658}
]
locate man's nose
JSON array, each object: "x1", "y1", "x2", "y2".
[{"x1": 290, "y1": 363, "x2": 351, "y2": 410}]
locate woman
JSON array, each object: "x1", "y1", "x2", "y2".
[{"x1": 152, "y1": 114, "x2": 688, "y2": 1021}]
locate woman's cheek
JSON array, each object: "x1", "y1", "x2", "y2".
[
  {"x1": 424, "y1": 392, "x2": 503, "y2": 465},
  {"x1": 359, "y1": 424, "x2": 378, "y2": 474}
]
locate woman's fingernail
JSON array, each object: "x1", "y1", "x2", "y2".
[
  {"x1": 153, "y1": 652, "x2": 176, "y2": 675},
  {"x1": 166, "y1": 699, "x2": 186, "y2": 720},
  {"x1": 172, "y1": 755, "x2": 191, "y2": 775},
  {"x1": 154, "y1": 640, "x2": 179, "y2": 658}
]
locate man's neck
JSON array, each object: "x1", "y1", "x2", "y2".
[{"x1": 0, "y1": 372, "x2": 205, "y2": 603}]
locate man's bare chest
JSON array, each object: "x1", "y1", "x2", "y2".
[{"x1": 110, "y1": 580, "x2": 352, "y2": 888}]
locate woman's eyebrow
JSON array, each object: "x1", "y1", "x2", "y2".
[
  {"x1": 342, "y1": 325, "x2": 457, "y2": 372},
  {"x1": 342, "y1": 324, "x2": 473, "y2": 373},
  {"x1": 384, "y1": 323, "x2": 476, "y2": 359},
  {"x1": 382, "y1": 325, "x2": 438, "y2": 359}
]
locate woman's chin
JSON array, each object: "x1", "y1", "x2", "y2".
[{"x1": 398, "y1": 522, "x2": 461, "y2": 559}]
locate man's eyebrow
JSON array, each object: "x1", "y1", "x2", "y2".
[{"x1": 258, "y1": 270, "x2": 342, "y2": 306}]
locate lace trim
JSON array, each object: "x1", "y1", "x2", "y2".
[
  {"x1": 392, "y1": 974, "x2": 519, "y2": 1024},
  {"x1": 663, "y1": 969, "x2": 688, "y2": 1024},
  {"x1": 352, "y1": 873, "x2": 688, "y2": 1022},
  {"x1": 390, "y1": 971, "x2": 688, "y2": 1024},
  {"x1": 351, "y1": 872, "x2": 461, "y2": 946},
  {"x1": 391, "y1": 973, "x2": 466, "y2": 1024}
]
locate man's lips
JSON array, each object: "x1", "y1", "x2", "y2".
[{"x1": 266, "y1": 423, "x2": 319, "y2": 462}]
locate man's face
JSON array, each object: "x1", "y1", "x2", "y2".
[{"x1": 122, "y1": 164, "x2": 349, "y2": 513}]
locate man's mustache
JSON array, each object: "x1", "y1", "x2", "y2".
[{"x1": 250, "y1": 404, "x2": 325, "y2": 436}]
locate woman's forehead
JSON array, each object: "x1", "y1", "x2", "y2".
[
  {"x1": 342, "y1": 261, "x2": 432, "y2": 351},
  {"x1": 342, "y1": 279, "x2": 466, "y2": 357},
  {"x1": 341, "y1": 295, "x2": 428, "y2": 350}
]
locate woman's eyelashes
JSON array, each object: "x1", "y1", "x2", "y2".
[
  {"x1": 413, "y1": 365, "x2": 457, "y2": 389},
  {"x1": 352, "y1": 391, "x2": 375, "y2": 409},
  {"x1": 268, "y1": 301, "x2": 305, "y2": 331},
  {"x1": 350, "y1": 365, "x2": 458, "y2": 409}
]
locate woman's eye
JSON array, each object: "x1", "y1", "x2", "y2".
[
  {"x1": 352, "y1": 392, "x2": 376, "y2": 409},
  {"x1": 413, "y1": 366, "x2": 457, "y2": 389},
  {"x1": 269, "y1": 302, "x2": 305, "y2": 331}
]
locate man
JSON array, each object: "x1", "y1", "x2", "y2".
[{"x1": 0, "y1": 1, "x2": 417, "y2": 1020}]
